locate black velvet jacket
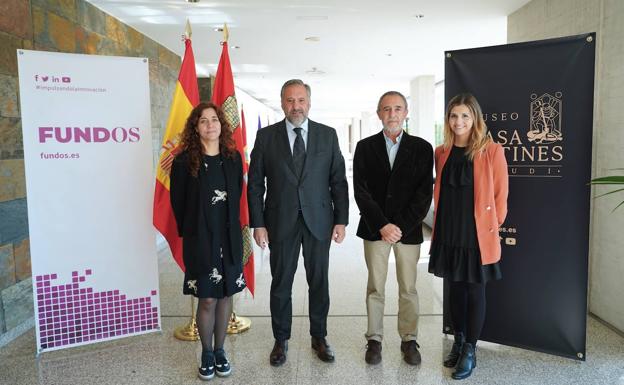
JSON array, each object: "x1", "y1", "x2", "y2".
[{"x1": 353, "y1": 131, "x2": 433, "y2": 244}]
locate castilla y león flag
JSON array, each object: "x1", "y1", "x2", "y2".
[
  {"x1": 153, "y1": 37, "x2": 199, "y2": 271},
  {"x1": 212, "y1": 40, "x2": 255, "y2": 296}
]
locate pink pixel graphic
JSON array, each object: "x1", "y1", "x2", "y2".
[{"x1": 35, "y1": 269, "x2": 159, "y2": 350}]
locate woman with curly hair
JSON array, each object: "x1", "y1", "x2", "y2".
[
  {"x1": 428, "y1": 93, "x2": 508, "y2": 380},
  {"x1": 170, "y1": 102, "x2": 246, "y2": 380}
]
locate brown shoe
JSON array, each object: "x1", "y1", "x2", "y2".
[
  {"x1": 311, "y1": 337, "x2": 335, "y2": 362},
  {"x1": 400, "y1": 340, "x2": 422, "y2": 365},
  {"x1": 365, "y1": 340, "x2": 382, "y2": 365},
  {"x1": 270, "y1": 340, "x2": 288, "y2": 366}
]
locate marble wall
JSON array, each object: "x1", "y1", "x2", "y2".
[{"x1": 0, "y1": 0, "x2": 181, "y2": 346}]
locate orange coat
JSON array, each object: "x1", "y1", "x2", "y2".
[{"x1": 432, "y1": 142, "x2": 509, "y2": 265}]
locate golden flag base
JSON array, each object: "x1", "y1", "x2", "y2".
[
  {"x1": 174, "y1": 317, "x2": 200, "y2": 341},
  {"x1": 226, "y1": 312, "x2": 251, "y2": 334},
  {"x1": 174, "y1": 296, "x2": 200, "y2": 341}
]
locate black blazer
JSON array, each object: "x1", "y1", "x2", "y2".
[
  {"x1": 248, "y1": 119, "x2": 349, "y2": 241},
  {"x1": 169, "y1": 150, "x2": 244, "y2": 264},
  {"x1": 353, "y1": 131, "x2": 433, "y2": 244}
]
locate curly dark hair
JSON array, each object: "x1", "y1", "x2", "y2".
[{"x1": 179, "y1": 102, "x2": 237, "y2": 177}]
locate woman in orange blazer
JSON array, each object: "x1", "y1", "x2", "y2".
[{"x1": 428, "y1": 93, "x2": 508, "y2": 380}]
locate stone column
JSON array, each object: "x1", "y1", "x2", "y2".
[
  {"x1": 409, "y1": 76, "x2": 435, "y2": 147},
  {"x1": 360, "y1": 111, "x2": 381, "y2": 141}
]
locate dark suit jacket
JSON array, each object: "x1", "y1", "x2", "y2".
[
  {"x1": 169, "y1": 150, "x2": 244, "y2": 267},
  {"x1": 248, "y1": 119, "x2": 349, "y2": 241},
  {"x1": 353, "y1": 131, "x2": 433, "y2": 244}
]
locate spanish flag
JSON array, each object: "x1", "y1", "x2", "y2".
[
  {"x1": 212, "y1": 34, "x2": 255, "y2": 296},
  {"x1": 153, "y1": 36, "x2": 199, "y2": 271}
]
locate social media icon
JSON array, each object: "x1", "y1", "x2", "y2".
[
  {"x1": 505, "y1": 237, "x2": 516, "y2": 246},
  {"x1": 42, "y1": 76, "x2": 49, "y2": 82},
  {"x1": 62, "y1": 77, "x2": 71, "y2": 83}
]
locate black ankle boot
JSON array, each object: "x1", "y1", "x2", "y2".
[
  {"x1": 443, "y1": 333, "x2": 465, "y2": 368},
  {"x1": 452, "y1": 342, "x2": 476, "y2": 380}
]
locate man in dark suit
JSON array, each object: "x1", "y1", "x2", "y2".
[
  {"x1": 248, "y1": 79, "x2": 349, "y2": 366},
  {"x1": 353, "y1": 91, "x2": 433, "y2": 366}
]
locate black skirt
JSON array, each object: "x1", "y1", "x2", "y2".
[
  {"x1": 428, "y1": 146, "x2": 501, "y2": 284},
  {"x1": 182, "y1": 154, "x2": 245, "y2": 298}
]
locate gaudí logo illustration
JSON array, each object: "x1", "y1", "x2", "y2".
[
  {"x1": 491, "y1": 91, "x2": 563, "y2": 177},
  {"x1": 527, "y1": 92, "x2": 563, "y2": 145}
]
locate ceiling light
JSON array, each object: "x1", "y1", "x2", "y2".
[
  {"x1": 296, "y1": 15, "x2": 328, "y2": 21},
  {"x1": 304, "y1": 36, "x2": 320, "y2": 42},
  {"x1": 305, "y1": 67, "x2": 325, "y2": 75},
  {"x1": 231, "y1": 45, "x2": 240, "y2": 49},
  {"x1": 413, "y1": 14, "x2": 424, "y2": 18},
  {"x1": 187, "y1": 0, "x2": 200, "y2": 3},
  {"x1": 213, "y1": 27, "x2": 223, "y2": 32}
]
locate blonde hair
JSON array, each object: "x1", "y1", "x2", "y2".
[{"x1": 443, "y1": 93, "x2": 492, "y2": 160}]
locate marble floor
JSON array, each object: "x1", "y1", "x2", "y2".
[{"x1": 1, "y1": 194, "x2": 624, "y2": 385}]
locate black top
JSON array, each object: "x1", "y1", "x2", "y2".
[
  {"x1": 198, "y1": 154, "x2": 229, "y2": 267},
  {"x1": 428, "y1": 146, "x2": 501, "y2": 283}
]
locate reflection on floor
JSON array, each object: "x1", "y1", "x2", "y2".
[{"x1": 1, "y1": 198, "x2": 623, "y2": 385}]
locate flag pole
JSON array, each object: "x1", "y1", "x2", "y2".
[
  {"x1": 185, "y1": 18, "x2": 192, "y2": 40},
  {"x1": 174, "y1": 296, "x2": 200, "y2": 341},
  {"x1": 169, "y1": 19, "x2": 199, "y2": 341},
  {"x1": 214, "y1": 23, "x2": 253, "y2": 334},
  {"x1": 227, "y1": 300, "x2": 251, "y2": 334}
]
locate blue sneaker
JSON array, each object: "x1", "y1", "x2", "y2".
[
  {"x1": 214, "y1": 348, "x2": 232, "y2": 377},
  {"x1": 198, "y1": 350, "x2": 215, "y2": 380}
]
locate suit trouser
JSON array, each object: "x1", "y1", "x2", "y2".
[
  {"x1": 364, "y1": 240, "x2": 420, "y2": 342},
  {"x1": 269, "y1": 214, "x2": 331, "y2": 341}
]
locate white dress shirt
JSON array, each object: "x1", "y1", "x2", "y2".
[
  {"x1": 383, "y1": 129, "x2": 403, "y2": 169},
  {"x1": 285, "y1": 118, "x2": 309, "y2": 154}
]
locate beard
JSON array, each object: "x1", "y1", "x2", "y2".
[
  {"x1": 383, "y1": 125, "x2": 402, "y2": 135},
  {"x1": 287, "y1": 110, "x2": 307, "y2": 127}
]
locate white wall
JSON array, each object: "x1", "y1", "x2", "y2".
[
  {"x1": 235, "y1": 86, "x2": 280, "y2": 154},
  {"x1": 508, "y1": 0, "x2": 624, "y2": 333}
]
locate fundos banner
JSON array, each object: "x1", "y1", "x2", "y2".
[{"x1": 17, "y1": 50, "x2": 160, "y2": 353}]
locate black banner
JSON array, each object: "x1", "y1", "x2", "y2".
[{"x1": 444, "y1": 33, "x2": 595, "y2": 360}]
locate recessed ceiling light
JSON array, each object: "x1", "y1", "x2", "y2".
[
  {"x1": 231, "y1": 45, "x2": 240, "y2": 49},
  {"x1": 414, "y1": 14, "x2": 424, "y2": 18},
  {"x1": 296, "y1": 15, "x2": 328, "y2": 21},
  {"x1": 304, "y1": 36, "x2": 320, "y2": 42},
  {"x1": 187, "y1": 0, "x2": 200, "y2": 3},
  {"x1": 213, "y1": 27, "x2": 223, "y2": 32},
  {"x1": 385, "y1": 53, "x2": 393, "y2": 57},
  {"x1": 305, "y1": 67, "x2": 325, "y2": 75}
]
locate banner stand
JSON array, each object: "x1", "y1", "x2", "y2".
[{"x1": 444, "y1": 33, "x2": 595, "y2": 360}]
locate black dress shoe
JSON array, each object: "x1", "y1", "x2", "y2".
[
  {"x1": 444, "y1": 333, "x2": 465, "y2": 368},
  {"x1": 452, "y1": 342, "x2": 476, "y2": 380},
  {"x1": 270, "y1": 340, "x2": 288, "y2": 366},
  {"x1": 311, "y1": 337, "x2": 335, "y2": 362}
]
